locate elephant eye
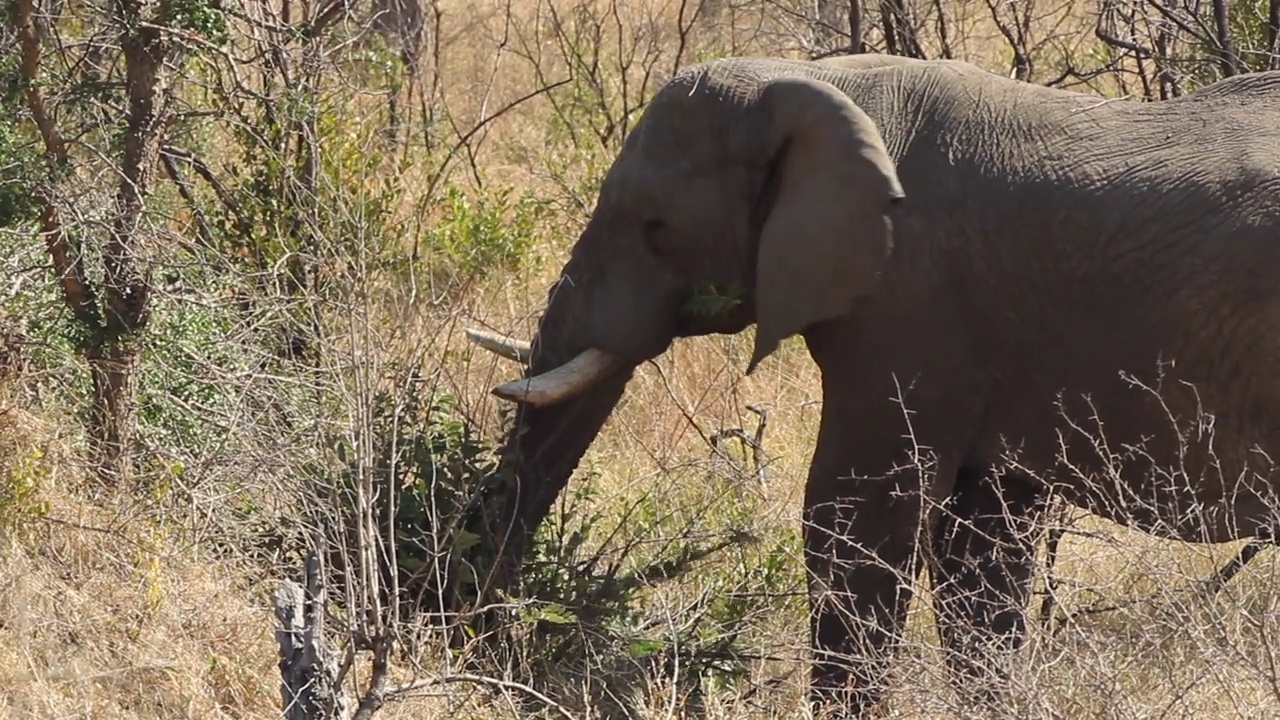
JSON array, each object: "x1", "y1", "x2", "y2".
[{"x1": 642, "y1": 219, "x2": 677, "y2": 257}]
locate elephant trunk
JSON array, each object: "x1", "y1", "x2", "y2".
[{"x1": 471, "y1": 277, "x2": 638, "y2": 603}]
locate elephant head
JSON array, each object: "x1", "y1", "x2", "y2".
[{"x1": 468, "y1": 62, "x2": 905, "y2": 586}]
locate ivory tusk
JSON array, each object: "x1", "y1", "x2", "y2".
[
  {"x1": 490, "y1": 348, "x2": 623, "y2": 406},
  {"x1": 465, "y1": 328, "x2": 533, "y2": 364}
]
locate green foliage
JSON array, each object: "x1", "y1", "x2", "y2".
[
  {"x1": 313, "y1": 365, "x2": 795, "y2": 712},
  {"x1": 1169, "y1": 0, "x2": 1280, "y2": 89},
  {"x1": 0, "y1": 432, "x2": 52, "y2": 537},
  {"x1": 323, "y1": 376, "x2": 507, "y2": 619},
  {"x1": 0, "y1": 127, "x2": 41, "y2": 230},
  {"x1": 682, "y1": 281, "x2": 746, "y2": 319},
  {"x1": 422, "y1": 182, "x2": 547, "y2": 284},
  {"x1": 166, "y1": 0, "x2": 228, "y2": 43},
  {"x1": 133, "y1": 285, "x2": 250, "y2": 461},
  {"x1": 1227, "y1": 0, "x2": 1280, "y2": 73},
  {"x1": 476, "y1": 462, "x2": 799, "y2": 713},
  {"x1": 0, "y1": 54, "x2": 41, "y2": 231},
  {"x1": 192, "y1": 64, "x2": 548, "y2": 307}
]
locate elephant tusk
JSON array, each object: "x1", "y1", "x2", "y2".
[
  {"x1": 466, "y1": 328, "x2": 533, "y2": 364},
  {"x1": 490, "y1": 348, "x2": 623, "y2": 406}
]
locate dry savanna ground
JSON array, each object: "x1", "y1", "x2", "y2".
[{"x1": 3, "y1": 0, "x2": 1280, "y2": 717}]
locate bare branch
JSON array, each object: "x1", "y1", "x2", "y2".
[
  {"x1": 387, "y1": 673, "x2": 582, "y2": 719},
  {"x1": 15, "y1": 0, "x2": 100, "y2": 330},
  {"x1": 1270, "y1": 0, "x2": 1280, "y2": 69}
]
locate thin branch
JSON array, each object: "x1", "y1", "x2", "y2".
[
  {"x1": 159, "y1": 151, "x2": 216, "y2": 247},
  {"x1": 15, "y1": 0, "x2": 101, "y2": 330},
  {"x1": 422, "y1": 76, "x2": 571, "y2": 205},
  {"x1": 159, "y1": 145, "x2": 243, "y2": 217},
  {"x1": 302, "y1": 0, "x2": 354, "y2": 40},
  {"x1": 1038, "y1": 497, "x2": 1069, "y2": 633},
  {"x1": 388, "y1": 673, "x2": 581, "y2": 720},
  {"x1": 1209, "y1": 0, "x2": 1239, "y2": 76},
  {"x1": 350, "y1": 637, "x2": 392, "y2": 720},
  {"x1": 1196, "y1": 536, "x2": 1271, "y2": 597}
]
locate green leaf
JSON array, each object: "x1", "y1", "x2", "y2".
[
  {"x1": 627, "y1": 637, "x2": 667, "y2": 657},
  {"x1": 681, "y1": 281, "x2": 745, "y2": 318},
  {"x1": 453, "y1": 529, "x2": 482, "y2": 553},
  {"x1": 530, "y1": 602, "x2": 576, "y2": 625}
]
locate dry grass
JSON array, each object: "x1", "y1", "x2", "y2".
[{"x1": 5, "y1": 0, "x2": 1280, "y2": 716}]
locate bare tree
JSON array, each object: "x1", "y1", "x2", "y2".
[
  {"x1": 880, "y1": 0, "x2": 925, "y2": 57},
  {"x1": 813, "y1": 0, "x2": 853, "y2": 51},
  {"x1": 985, "y1": 0, "x2": 1036, "y2": 79}
]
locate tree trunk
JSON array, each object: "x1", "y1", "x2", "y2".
[
  {"x1": 880, "y1": 0, "x2": 924, "y2": 57},
  {"x1": 276, "y1": 554, "x2": 349, "y2": 719},
  {"x1": 1211, "y1": 0, "x2": 1239, "y2": 76},
  {"x1": 1268, "y1": 0, "x2": 1280, "y2": 69},
  {"x1": 86, "y1": 344, "x2": 139, "y2": 485},
  {"x1": 19, "y1": 0, "x2": 168, "y2": 486},
  {"x1": 848, "y1": 0, "x2": 864, "y2": 52},
  {"x1": 813, "y1": 0, "x2": 845, "y2": 54},
  {"x1": 79, "y1": 2, "x2": 169, "y2": 485}
]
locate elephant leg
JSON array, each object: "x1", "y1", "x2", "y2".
[
  {"x1": 927, "y1": 464, "x2": 1046, "y2": 708},
  {"x1": 804, "y1": 447, "x2": 960, "y2": 717}
]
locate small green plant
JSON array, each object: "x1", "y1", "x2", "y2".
[
  {"x1": 682, "y1": 281, "x2": 746, "y2": 318},
  {"x1": 423, "y1": 182, "x2": 547, "y2": 285},
  {"x1": 316, "y1": 368, "x2": 791, "y2": 714},
  {"x1": 323, "y1": 376, "x2": 508, "y2": 625},
  {"x1": 470, "y1": 459, "x2": 793, "y2": 716},
  {"x1": 0, "y1": 428, "x2": 52, "y2": 536},
  {"x1": 133, "y1": 288, "x2": 249, "y2": 471}
]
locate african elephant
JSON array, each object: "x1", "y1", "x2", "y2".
[{"x1": 465, "y1": 55, "x2": 1280, "y2": 716}]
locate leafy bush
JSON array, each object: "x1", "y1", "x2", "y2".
[
  {"x1": 324, "y1": 378, "x2": 507, "y2": 622},
  {"x1": 0, "y1": 416, "x2": 53, "y2": 536},
  {"x1": 1227, "y1": 0, "x2": 1280, "y2": 73},
  {"x1": 313, "y1": 362, "x2": 800, "y2": 715},
  {"x1": 0, "y1": 47, "x2": 42, "y2": 231},
  {"x1": 422, "y1": 182, "x2": 548, "y2": 287},
  {"x1": 133, "y1": 288, "x2": 251, "y2": 474}
]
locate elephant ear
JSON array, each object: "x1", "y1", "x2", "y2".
[{"x1": 743, "y1": 77, "x2": 904, "y2": 375}]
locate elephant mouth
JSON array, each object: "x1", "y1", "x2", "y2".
[{"x1": 465, "y1": 328, "x2": 626, "y2": 407}]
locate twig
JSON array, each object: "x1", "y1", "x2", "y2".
[
  {"x1": 421, "y1": 77, "x2": 571, "y2": 207},
  {"x1": 301, "y1": 0, "x2": 354, "y2": 40},
  {"x1": 387, "y1": 673, "x2": 581, "y2": 720},
  {"x1": 1038, "y1": 496, "x2": 1068, "y2": 633},
  {"x1": 710, "y1": 403, "x2": 771, "y2": 485},
  {"x1": 160, "y1": 145, "x2": 243, "y2": 217},
  {"x1": 1047, "y1": 536, "x2": 1271, "y2": 635},
  {"x1": 159, "y1": 151, "x2": 216, "y2": 247},
  {"x1": 1196, "y1": 536, "x2": 1271, "y2": 598}
]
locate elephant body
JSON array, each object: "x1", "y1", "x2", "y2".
[
  {"x1": 471, "y1": 56, "x2": 1280, "y2": 716},
  {"x1": 798, "y1": 57, "x2": 1280, "y2": 540}
]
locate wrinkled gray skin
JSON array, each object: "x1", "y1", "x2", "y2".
[{"x1": 479, "y1": 54, "x2": 1280, "y2": 716}]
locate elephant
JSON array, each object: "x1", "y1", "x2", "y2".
[{"x1": 464, "y1": 54, "x2": 1280, "y2": 716}]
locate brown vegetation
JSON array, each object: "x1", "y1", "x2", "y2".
[{"x1": 2, "y1": 0, "x2": 1279, "y2": 716}]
